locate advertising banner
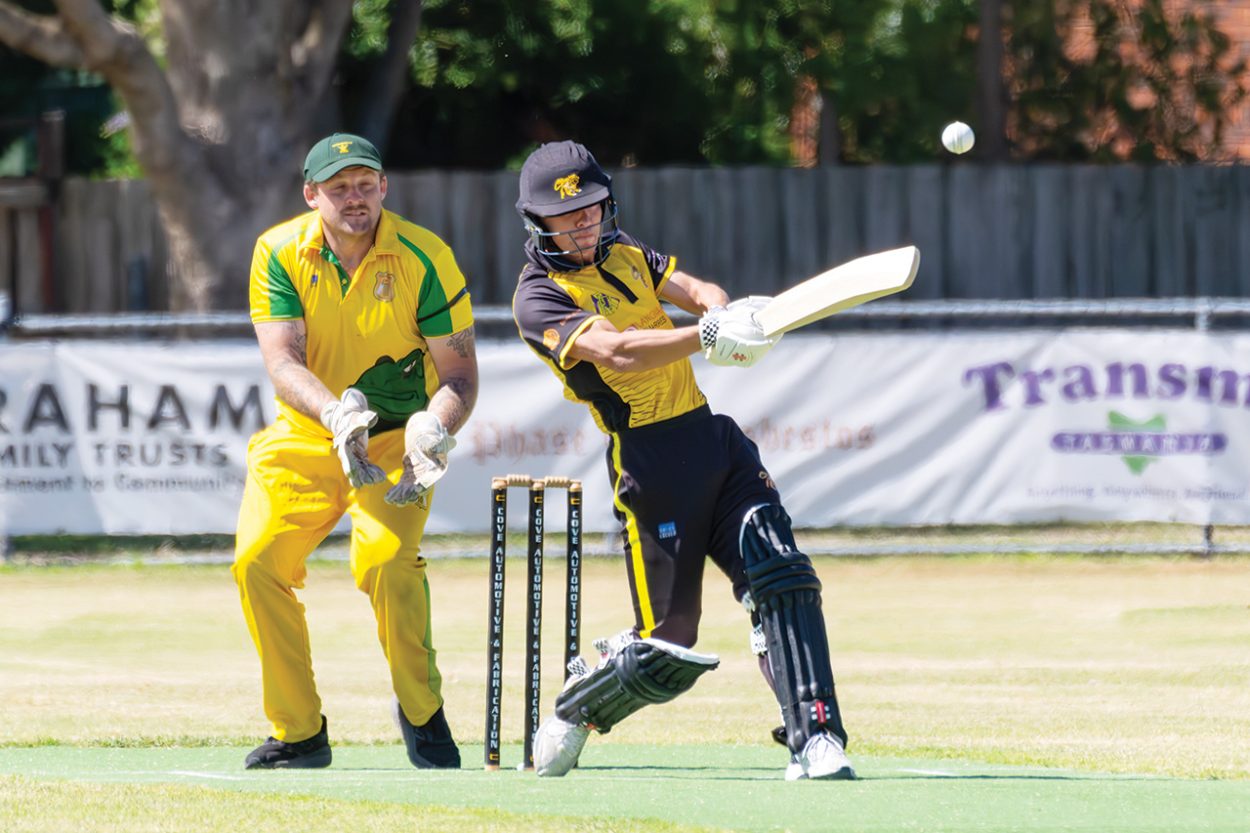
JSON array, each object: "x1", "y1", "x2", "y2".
[{"x1": 2, "y1": 330, "x2": 1247, "y2": 535}]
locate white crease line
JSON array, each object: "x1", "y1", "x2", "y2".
[{"x1": 165, "y1": 771, "x2": 440, "y2": 784}]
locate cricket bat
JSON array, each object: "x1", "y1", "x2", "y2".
[{"x1": 755, "y1": 246, "x2": 920, "y2": 337}]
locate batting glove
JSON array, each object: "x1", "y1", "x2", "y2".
[
  {"x1": 385, "y1": 411, "x2": 457, "y2": 506},
  {"x1": 319, "y1": 388, "x2": 388, "y2": 488},
  {"x1": 726, "y1": 295, "x2": 773, "y2": 315},
  {"x1": 698, "y1": 303, "x2": 781, "y2": 368}
]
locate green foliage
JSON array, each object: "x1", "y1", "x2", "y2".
[
  {"x1": 353, "y1": 0, "x2": 980, "y2": 166},
  {"x1": 833, "y1": 0, "x2": 979, "y2": 162},
  {"x1": 98, "y1": 123, "x2": 143, "y2": 179},
  {"x1": 349, "y1": 0, "x2": 863, "y2": 167},
  {"x1": 1007, "y1": 0, "x2": 1250, "y2": 161},
  {"x1": 6, "y1": 0, "x2": 1249, "y2": 170}
]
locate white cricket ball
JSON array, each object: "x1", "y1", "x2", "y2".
[{"x1": 941, "y1": 121, "x2": 975, "y2": 155}]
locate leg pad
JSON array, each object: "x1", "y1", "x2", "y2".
[
  {"x1": 741, "y1": 504, "x2": 847, "y2": 753},
  {"x1": 554, "y1": 637, "x2": 719, "y2": 732}
]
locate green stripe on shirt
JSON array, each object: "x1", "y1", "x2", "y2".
[
  {"x1": 398, "y1": 233, "x2": 454, "y2": 336},
  {"x1": 266, "y1": 248, "x2": 303, "y2": 318}
]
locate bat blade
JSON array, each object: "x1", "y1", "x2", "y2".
[{"x1": 756, "y1": 246, "x2": 920, "y2": 337}]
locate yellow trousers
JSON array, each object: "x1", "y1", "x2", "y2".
[{"x1": 232, "y1": 418, "x2": 443, "y2": 743}]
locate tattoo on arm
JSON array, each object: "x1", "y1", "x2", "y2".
[
  {"x1": 258, "y1": 321, "x2": 334, "y2": 420},
  {"x1": 427, "y1": 374, "x2": 476, "y2": 434},
  {"x1": 447, "y1": 326, "x2": 475, "y2": 359},
  {"x1": 290, "y1": 328, "x2": 307, "y2": 364}
]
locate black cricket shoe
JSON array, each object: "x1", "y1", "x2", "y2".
[
  {"x1": 244, "y1": 715, "x2": 332, "y2": 770},
  {"x1": 393, "y1": 700, "x2": 461, "y2": 768}
]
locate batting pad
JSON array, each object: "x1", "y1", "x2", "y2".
[{"x1": 555, "y1": 638, "x2": 720, "y2": 732}]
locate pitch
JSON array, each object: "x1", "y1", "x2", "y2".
[{"x1": 2, "y1": 744, "x2": 1246, "y2": 833}]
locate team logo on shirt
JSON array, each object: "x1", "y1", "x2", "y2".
[
  {"x1": 374, "y1": 271, "x2": 395, "y2": 302},
  {"x1": 543, "y1": 328, "x2": 560, "y2": 350},
  {"x1": 553, "y1": 174, "x2": 582, "y2": 199},
  {"x1": 590, "y1": 292, "x2": 620, "y2": 316},
  {"x1": 630, "y1": 266, "x2": 644, "y2": 283}
]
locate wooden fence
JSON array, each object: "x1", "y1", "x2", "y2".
[
  {"x1": 0, "y1": 180, "x2": 50, "y2": 314},
  {"x1": 6, "y1": 164, "x2": 1250, "y2": 314}
]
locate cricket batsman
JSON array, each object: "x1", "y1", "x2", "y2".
[
  {"x1": 233, "y1": 133, "x2": 477, "y2": 770},
  {"x1": 511, "y1": 140, "x2": 855, "y2": 780}
]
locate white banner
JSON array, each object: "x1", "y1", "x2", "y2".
[
  {"x1": 3, "y1": 330, "x2": 1248, "y2": 535},
  {"x1": 0, "y1": 341, "x2": 270, "y2": 536}
]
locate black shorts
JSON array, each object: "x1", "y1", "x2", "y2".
[{"x1": 604, "y1": 405, "x2": 782, "y2": 647}]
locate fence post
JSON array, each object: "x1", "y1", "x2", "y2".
[
  {"x1": 1194, "y1": 298, "x2": 1213, "y2": 332},
  {"x1": 36, "y1": 110, "x2": 64, "y2": 312}
]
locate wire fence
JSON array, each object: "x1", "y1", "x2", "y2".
[{"x1": 10, "y1": 296, "x2": 1250, "y2": 337}]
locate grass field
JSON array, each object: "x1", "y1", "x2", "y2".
[{"x1": 1, "y1": 542, "x2": 1248, "y2": 832}]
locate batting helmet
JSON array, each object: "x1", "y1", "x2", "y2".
[{"x1": 516, "y1": 141, "x2": 619, "y2": 269}]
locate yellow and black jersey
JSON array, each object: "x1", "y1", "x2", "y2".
[
  {"x1": 512, "y1": 231, "x2": 706, "y2": 434},
  {"x1": 250, "y1": 208, "x2": 473, "y2": 437}
]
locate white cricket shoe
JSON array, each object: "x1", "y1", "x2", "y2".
[
  {"x1": 532, "y1": 716, "x2": 589, "y2": 777},
  {"x1": 799, "y1": 731, "x2": 856, "y2": 780},
  {"x1": 785, "y1": 754, "x2": 807, "y2": 781}
]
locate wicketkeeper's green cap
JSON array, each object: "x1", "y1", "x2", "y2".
[{"x1": 303, "y1": 133, "x2": 383, "y2": 183}]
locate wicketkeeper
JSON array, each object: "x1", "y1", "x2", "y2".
[
  {"x1": 510, "y1": 140, "x2": 855, "y2": 780},
  {"x1": 233, "y1": 133, "x2": 477, "y2": 770}
]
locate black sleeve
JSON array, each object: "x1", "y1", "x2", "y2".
[
  {"x1": 617, "y1": 231, "x2": 674, "y2": 291},
  {"x1": 513, "y1": 270, "x2": 597, "y2": 368}
]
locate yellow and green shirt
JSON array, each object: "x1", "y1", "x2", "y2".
[
  {"x1": 250, "y1": 208, "x2": 472, "y2": 436},
  {"x1": 512, "y1": 232, "x2": 706, "y2": 434}
]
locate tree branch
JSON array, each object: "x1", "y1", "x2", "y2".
[
  {"x1": 292, "y1": 0, "x2": 355, "y2": 103},
  {"x1": 51, "y1": 0, "x2": 191, "y2": 180},
  {"x1": 0, "y1": 2, "x2": 85, "y2": 68},
  {"x1": 358, "y1": 0, "x2": 424, "y2": 156}
]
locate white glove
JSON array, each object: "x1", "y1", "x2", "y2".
[
  {"x1": 697, "y1": 302, "x2": 781, "y2": 368},
  {"x1": 727, "y1": 295, "x2": 772, "y2": 316},
  {"x1": 320, "y1": 389, "x2": 388, "y2": 488},
  {"x1": 385, "y1": 411, "x2": 457, "y2": 506}
]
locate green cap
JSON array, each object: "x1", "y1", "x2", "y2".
[{"x1": 303, "y1": 133, "x2": 383, "y2": 183}]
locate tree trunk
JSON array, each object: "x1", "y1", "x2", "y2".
[
  {"x1": 0, "y1": 0, "x2": 356, "y2": 311},
  {"x1": 152, "y1": 0, "x2": 355, "y2": 309},
  {"x1": 976, "y1": 0, "x2": 1008, "y2": 160},
  {"x1": 817, "y1": 88, "x2": 841, "y2": 166},
  {"x1": 358, "y1": 1, "x2": 425, "y2": 158}
]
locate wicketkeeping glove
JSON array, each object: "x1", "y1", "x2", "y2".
[
  {"x1": 384, "y1": 411, "x2": 457, "y2": 506},
  {"x1": 697, "y1": 301, "x2": 782, "y2": 368},
  {"x1": 319, "y1": 388, "x2": 388, "y2": 488}
]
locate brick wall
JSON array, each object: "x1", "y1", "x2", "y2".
[
  {"x1": 1065, "y1": 0, "x2": 1250, "y2": 159},
  {"x1": 1207, "y1": 1, "x2": 1250, "y2": 157}
]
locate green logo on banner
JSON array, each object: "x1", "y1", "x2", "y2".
[{"x1": 1107, "y1": 411, "x2": 1165, "y2": 475}]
